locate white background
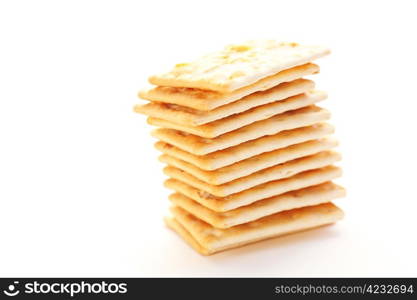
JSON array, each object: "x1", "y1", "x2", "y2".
[{"x1": 1, "y1": 0, "x2": 416, "y2": 277}]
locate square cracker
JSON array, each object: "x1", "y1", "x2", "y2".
[
  {"x1": 159, "y1": 138, "x2": 338, "y2": 185},
  {"x1": 164, "y1": 166, "x2": 342, "y2": 212},
  {"x1": 140, "y1": 63, "x2": 319, "y2": 111},
  {"x1": 169, "y1": 181, "x2": 345, "y2": 228},
  {"x1": 155, "y1": 123, "x2": 334, "y2": 170},
  {"x1": 137, "y1": 78, "x2": 315, "y2": 127},
  {"x1": 146, "y1": 90, "x2": 326, "y2": 138},
  {"x1": 166, "y1": 202, "x2": 343, "y2": 255},
  {"x1": 149, "y1": 40, "x2": 329, "y2": 92},
  {"x1": 163, "y1": 151, "x2": 341, "y2": 197},
  {"x1": 151, "y1": 105, "x2": 330, "y2": 155}
]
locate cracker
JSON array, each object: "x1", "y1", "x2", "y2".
[
  {"x1": 140, "y1": 63, "x2": 319, "y2": 111},
  {"x1": 149, "y1": 41, "x2": 330, "y2": 92},
  {"x1": 137, "y1": 79, "x2": 315, "y2": 126},
  {"x1": 164, "y1": 166, "x2": 342, "y2": 212},
  {"x1": 168, "y1": 202, "x2": 343, "y2": 255},
  {"x1": 164, "y1": 216, "x2": 211, "y2": 255},
  {"x1": 169, "y1": 182, "x2": 345, "y2": 228},
  {"x1": 155, "y1": 123, "x2": 334, "y2": 170},
  {"x1": 164, "y1": 151, "x2": 341, "y2": 196},
  {"x1": 151, "y1": 105, "x2": 330, "y2": 155},
  {"x1": 159, "y1": 138, "x2": 338, "y2": 184},
  {"x1": 146, "y1": 90, "x2": 326, "y2": 138}
]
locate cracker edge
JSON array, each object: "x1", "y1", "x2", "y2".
[{"x1": 164, "y1": 216, "x2": 211, "y2": 255}]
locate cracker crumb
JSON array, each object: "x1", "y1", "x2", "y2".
[
  {"x1": 228, "y1": 44, "x2": 251, "y2": 52},
  {"x1": 175, "y1": 63, "x2": 189, "y2": 68}
]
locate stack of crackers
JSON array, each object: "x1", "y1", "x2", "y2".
[{"x1": 135, "y1": 40, "x2": 345, "y2": 255}]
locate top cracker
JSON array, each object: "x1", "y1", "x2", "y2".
[{"x1": 149, "y1": 40, "x2": 330, "y2": 92}]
